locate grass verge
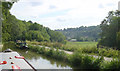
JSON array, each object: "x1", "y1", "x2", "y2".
[{"x1": 28, "y1": 45, "x2": 120, "y2": 70}]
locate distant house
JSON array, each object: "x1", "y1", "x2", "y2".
[{"x1": 69, "y1": 39, "x2": 77, "y2": 42}]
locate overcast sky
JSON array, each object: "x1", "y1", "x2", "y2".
[{"x1": 10, "y1": 0, "x2": 119, "y2": 30}]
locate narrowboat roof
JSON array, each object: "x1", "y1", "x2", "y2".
[{"x1": 0, "y1": 50, "x2": 35, "y2": 71}]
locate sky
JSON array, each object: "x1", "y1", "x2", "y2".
[{"x1": 10, "y1": 0, "x2": 119, "y2": 30}]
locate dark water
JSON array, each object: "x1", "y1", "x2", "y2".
[{"x1": 2, "y1": 43, "x2": 73, "y2": 69}]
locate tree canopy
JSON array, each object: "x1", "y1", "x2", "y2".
[
  {"x1": 56, "y1": 26, "x2": 101, "y2": 42},
  {"x1": 98, "y1": 10, "x2": 120, "y2": 49},
  {"x1": 2, "y1": 2, "x2": 66, "y2": 44}
]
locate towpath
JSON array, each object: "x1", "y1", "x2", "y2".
[{"x1": 32, "y1": 45, "x2": 113, "y2": 61}]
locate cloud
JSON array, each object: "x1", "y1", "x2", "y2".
[
  {"x1": 56, "y1": 18, "x2": 66, "y2": 22},
  {"x1": 49, "y1": 5, "x2": 57, "y2": 9},
  {"x1": 39, "y1": 9, "x2": 72, "y2": 18},
  {"x1": 10, "y1": 0, "x2": 119, "y2": 30},
  {"x1": 98, "y1": 4, "x2": 104, "y2": 8},
  {"x1": 29, "y1": 2, "x2": 43, "y2": 6},
  {"x1": 106, "y1": 3, "x2": 115, "y2": 6}
]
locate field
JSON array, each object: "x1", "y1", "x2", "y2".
[
  {"x1": 63, "y1": 42, "x2": 97, "y2": 51},
  {"x1": 27, "y1": 41, "x2": 119, "y2": 58},
  {"x1": 27, "y1": 42, "x2": 120, "y2": 69},
  {"x1": 64, "y1": 42, "x2": 119, "y2": 58},
  {"x1": 66, "y1": 42, "x2": 97, "y2": 47}
]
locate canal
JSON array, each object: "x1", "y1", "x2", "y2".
[{"x1": 2, "y1": 42, "x2": 81, "y2": 71}]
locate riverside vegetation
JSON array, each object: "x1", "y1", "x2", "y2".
[
  {"x1": 2, "y1": 41, "x2": 120, "y2": 70},
  {"x1": 28, "y1": 41, "x2": 119, "y2": 58},
  {"x1": 2, "y1": 2, "x2": 66, "y2": 44},
  {"x1": 28, "y1": 44, "x2": 120, "y2": 70},
  {"x1": 1, "y1": 1, "x2": 120, "y2": 70}
]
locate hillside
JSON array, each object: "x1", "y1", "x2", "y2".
[
  {"x1": 2, "y1": 2, "x2": 66, "y2": 44},
  {"x1": 56, "y1": 26, "x2": 101, "y2": 42}
]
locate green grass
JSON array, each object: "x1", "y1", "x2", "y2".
[
  {"x1": 66, "y1": 42, "x2": 97, "y2": 48},
  {"x1": 27, "y1": 41, "x2": 120, "y2": 58},
  {"x1": 28, "y1": 44, "x2": 104, "y2": 69},
  {"x1": 28, "y1": 44, "x2": 120, "y2": 70},
  {"x1": 63, "y1": 42, "x2": 97, "y2": 51},
  {"x1": 3, "y1": 42, "x2": 120, "y2": 70},
  {"x1": 65, "y1": 42, "x2": 119, "y2": 58}
]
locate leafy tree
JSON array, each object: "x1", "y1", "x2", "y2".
[
  {"x1": 98, "y1": 10, "x2": 120, "y2": 49},
  {"x1": 2, "y1": 2, "x2": 66, "y2": 44}
]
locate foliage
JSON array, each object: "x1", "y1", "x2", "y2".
[
  {"x1": 56, "y1": 26, "x2": 101, "y2": 42},
  {"x1": 69, "y1": 52, "x2": 83, "y2": 67},
  {"x1": 99, "y1": 10, "x2": 120, "y2": 49},
  {"x1": 28, "y1": 45, "x2": 67, "y2": 61},
  {"x1": 101, "y1": 60, "x2": 120, "y2": 70},
  {"x1": 2, "y1": 2, "x2": 66, "y2": 44},
  {"x1": 98, "y1": 48, "x2": 119, "y2": 58},
  {"x1": 28, "y1": 41, "x2": 120, "y2": 58},
  {"x1": 28, "y1": 45, "x2": 104, "y2": 69}
]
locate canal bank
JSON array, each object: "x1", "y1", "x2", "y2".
[
  {"x1": 2, "y1": 42, "x2": 120, "y2": 70},
  {"x1": 28, "y1": 44, "x2": 120, "y2": 70},
  {"x1": 32, "y1": 44, "x2": 113, "y2": 61},
  {"x1": 2, "y1": 43, "x2": 73, "y2": 70}
]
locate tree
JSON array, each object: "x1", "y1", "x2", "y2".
[
  {"x1": 2, "y1": 2, "x2": 66, "y2": 44},
  {"x1": 98, "y1": 10, "x2": 120, "y2": 49}
]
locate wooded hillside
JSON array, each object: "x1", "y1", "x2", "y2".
[
  {"x1": 56, "y1": 26, "x2": 101, "y2": 42},
  {"x1": 2, "y1": 2, "x2": 66, "y2": 44}
]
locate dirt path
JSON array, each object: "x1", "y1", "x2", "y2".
[{"x1": 33, "y1": 45, "x2": 113, "y2": 61}]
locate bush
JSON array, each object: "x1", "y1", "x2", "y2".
[
  {"x1": 82, "y1": 55, "x2": 94, "y2": 68},
  {"x1": 101, "y1": 60, "x2": 120, "y2": 70},
  {"x1": 80, "y1": 46, "x2": 98, "y2": 53},
  {"x1": 98, "y1": 48, "x2": 119, "y2": 58},
  {"x1": 69, "y1": 52, "x2": 83, "y2": 67},
  {"x1": 68, "y1": 52, "x2": 103, "y2": 69},
  {"x1": 28, "y1": 44, "x2": 120, "y2": 70},
  {"x1": 52, "y1": 42, "x2": 63, "y2": 48}
]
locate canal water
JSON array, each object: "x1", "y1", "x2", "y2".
[
  {"x1": 2, "y1": 43, "x2": 75, "y2": 70},
  {"x1": 12, "y1": 49, "x2": 72, "y2": 69}
]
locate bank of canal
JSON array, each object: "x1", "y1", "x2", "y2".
[
  {"x1": 2, "y1": 43, "x2": 73, "y2": 70},
  {"x1": 14, "y1": 49, "x2": 72, "y2": 69},
  {"x1": 2, "y1": 42, "x2": 119, "y2": 70}
]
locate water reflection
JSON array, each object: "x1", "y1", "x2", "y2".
[
  {"x1": 2, "y1": 43, "x2": 91, "y2": 71},
  {"x1": 2, "y1": 42, "x2": 72, "y2": 69}
]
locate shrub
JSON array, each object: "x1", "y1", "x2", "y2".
[
  {"x1": 69, "y1": 52, "x2": 83, "y2": 67},
  {"x1": 101, "y1": 60, "x2": 120, "y2": 70},
  {"x1": 82, "y1": 55, "x2": 94, "y2": 69},
  {"x1": 98, "y1": 48, "x2": 119, "y2": 58},
  {"x1": 28, "y1": 44, "x2": 120, "y2": 70}
]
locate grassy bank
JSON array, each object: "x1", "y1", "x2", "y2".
[
  {"x1": 26, "y1": 41, "x2": 97, "y2": 52},
  {"x1": 28, "y1": 45, "x2": 102, "y2": 69},
  {"x1": 2, "y1": 42, "x2": 120, "y2": 70},
  {"x1": 27, "y1": 41, "x2": 119, "y2": 58},
  {"x1": 28, "y1": 45, "x2": 120, "y2": 70}
]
